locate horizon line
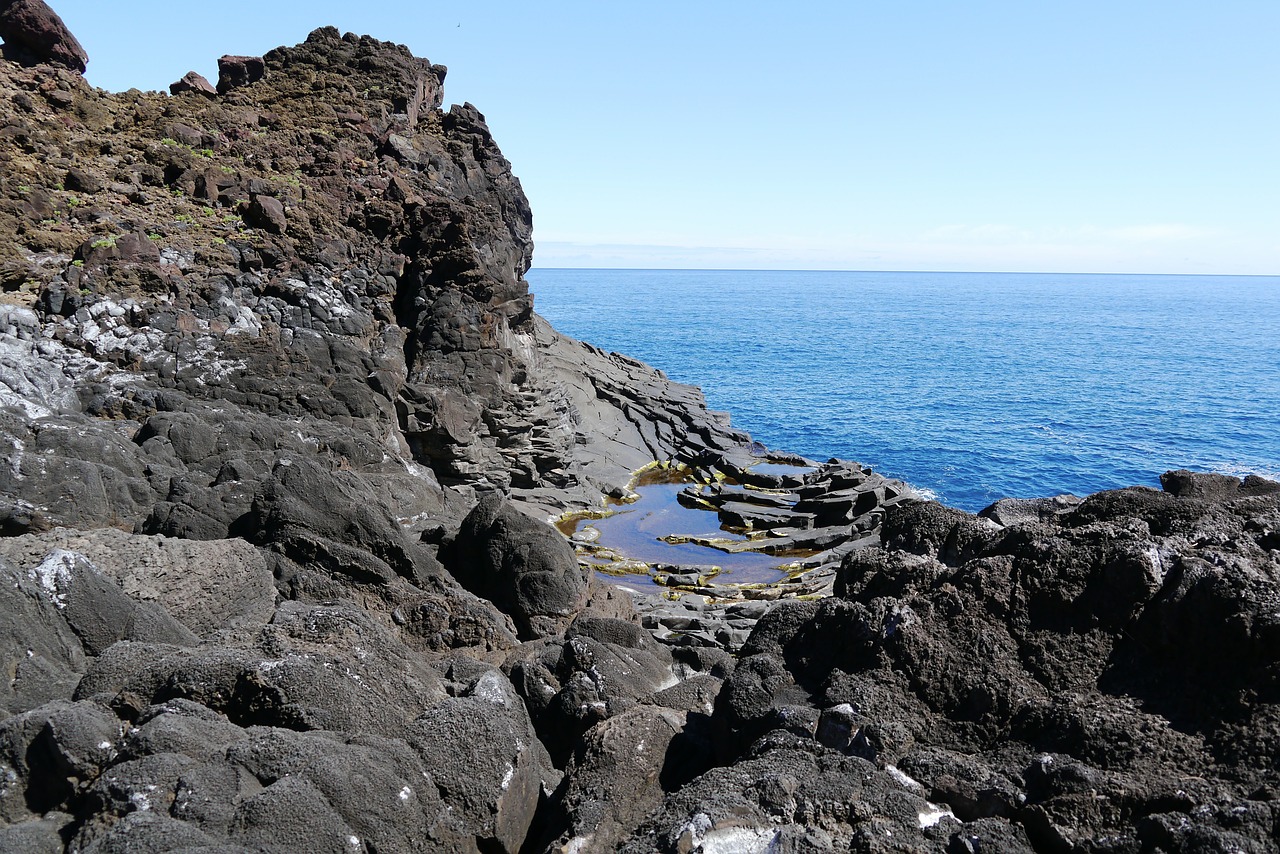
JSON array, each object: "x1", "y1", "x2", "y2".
[{"x1": 527, "y1": 266, "x2": 1280, "y2": 279}]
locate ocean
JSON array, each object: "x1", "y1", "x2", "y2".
[{"x1": 527, "y1": 269, "x2": 1280, "y2": 512}]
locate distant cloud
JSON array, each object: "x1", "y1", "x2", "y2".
[
  {"x1": 923, "y1": 223, "x2": 1218, "y2": 243},
  {"x1": 1101, "y1": 224, "x2": 1218, "y2": 241}
]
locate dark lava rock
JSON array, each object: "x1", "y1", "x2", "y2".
[
  {"x1": 215, "y1": 53, "x2": 264, "y2": 93},
  {"x1": 0, "y1": 0, "x2": 86, "y2": 71},
  {"x1": 244, "y1": 193, "x2": 287, "y2": 234},
  {"x1": 168, "y1": 70, "x2": 216, "y2": 97},
  {"x1": 1160, "y1": 467, "x2": 1280, "y2": 500},
  {"x1": 537, "y1": 704, "x2": 689, "y2": 853},
  {"x1": 0, "y1": 16, "x2": 1277, "y2": 854},
  {"x1": 443, "y1": 492, "x2": 589, "y2": 639},
  {"x1": 618, "y1": 735, "x2": 953, "y2": 853}
]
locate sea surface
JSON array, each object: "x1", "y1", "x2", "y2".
[{"x1": 527, "y1": 269, "x2": 1280, "y2": 512}]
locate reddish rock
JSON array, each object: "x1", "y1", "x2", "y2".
[
  {"x1": 245, "y1": 194, "x2": 286, "y2": 234},
  {"x1": 0, "y1": 0, "x2": 88, "y2": 72},
  {"x1": 216, "y1": 54, "x2": 264, "y2": 94},
  {"x1": 169, "y1": 70, "x2": 216, "y2": 97}
]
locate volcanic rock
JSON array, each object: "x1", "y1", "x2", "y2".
[
  {"x1": 215, "y1": 53, "x2": 264, "y2": 93},
  {"x1": 0, "y1": 0, "x2": 86, "y2": 71},
  {"x1": 168, "y1": 70, "x2": 216, "y2": 97},
  {"x1": 0, "y1": 8, "x2": 1277, "y2": 853},
  {"x1": 442, "y1": 492, "x2": 589, "y2": 639}
]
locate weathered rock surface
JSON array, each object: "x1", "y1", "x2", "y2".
[
  {"x1": 0, "y1": 0, "x2": 86, "y2": 72},
  {"x1": 442, "y1": 492, "x2": 589, "y2": 639},
  {"x1": 1, "y1": 8, "x2": 1278, "y2": 854},
  {"x1": 168, "y1": 70, "x2": 216, "y2": 97}
]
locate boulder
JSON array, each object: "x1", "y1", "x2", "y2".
[
  {"x1": 235, "y1": 458, "x2": 442, "y2": 588},
  {"x1": 245, "y1": 194, "x2": 287, "y2": 234},
  {"x1": 504, "y1": 625, "x2": 676, "y2": 766},
  {"x1": 0, "y1": 556, "x2": 86, "y2": 715},
  {"x1": 539, "y1": 705, "x2": 689, "y2": 853},
  {"x1": 216, "y1": 53, "x2": 265, "y2": 93},
  {"x1": 617, "y1": 736, "x2": 952, "y2": 853},
  {"x1": 74, "y1": 602, "x2": 449, "y2": 738},
  {"x1": 442, "y1": 492, "x2": 589, "y2": 639},
  {"x1": 0, "y1": 0, "x2": 86, "y2": 71},
  {"x1": 168, "y1": 70, "x2": 216, "y2": 97},
  {"x1": 408, "y1": 666, "x2": 557, "y2": 853},
  {"x1": 1160, "y1": 468, "x2": 1280, "y2": 500},
  {"x1": 0, "y1": 529, "x2": 277, "y2": 640},
  {"x1": 0, "y1": 699, "x2": 122, "y2": 821}
]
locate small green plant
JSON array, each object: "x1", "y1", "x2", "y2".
[
  {"x1": 222, "y1": 214, "x2": 239, "y2": 223},
  {"x1": 71, "y1": 260, "x2": 83, "y2": 268},
  {"x1": 197, "y1": 148, "x2": 215, "y2": 158},
  {"x1": 201, "y1": 206, "x2": 216, "y2": 217},
  {"x1": 174, "y1": 213, "x2": 194, "y2": 224},
  {"x1": 211, "y1": 237, "x2": 226, "y2": 245},
  {"x1": 160, "y1": 137, "x2": 179, "y2": 146},
  {"x1": 90, "y1": 235, "x2": 117, "y2": 250},
  {"x1": 170, "y1": 188, "x2": 184, "y2": 197},
  {"x1": 219, "y1": 165, "x2": 237, "y2": 175},
  {"x1": 66, "y1": 196, "x2": 80, "y2": 207},
  {"x1": 147, "y1": 232, "x2": 161, "y2": 240},
  {"x1": 17, "y1": 185, "x2": 31, "y2": 194},
  {"x1": 53, "y1": 182, "x2": 64, "y2": 191}
]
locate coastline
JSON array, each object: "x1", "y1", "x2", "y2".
[{"x1": 0, "y1": 11, "x2": 1278, "y2": 853}]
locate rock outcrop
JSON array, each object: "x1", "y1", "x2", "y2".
[
  {"x1": 0, "y1": 0, "x2": 85, "y2": 72},
  {"x1": 1, "y1": 9, "x2": 1278, "y2": 854}
]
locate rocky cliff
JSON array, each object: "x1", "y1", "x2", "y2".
[{"x1": 1, "y1": 7, "x2": 1278, "y2": 853}]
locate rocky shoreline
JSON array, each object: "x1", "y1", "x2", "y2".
[{"x1": 1, "y1": 5, "x2": 1278, "y2": 852}]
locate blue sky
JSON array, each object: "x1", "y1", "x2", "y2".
[{"x1": 55, "y1": 1, "x2": 1279, "y2": 274}]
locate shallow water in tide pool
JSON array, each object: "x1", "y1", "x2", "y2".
[{"x1": 565, "y1": 482, "x2": 803, "y2": 589}]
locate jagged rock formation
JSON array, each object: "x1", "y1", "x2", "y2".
[
  {"x1": 1, "y1": 13, "x2": 1278, "y2": 854},
  {"x1": 0, "y1": 0, "x2": 85, "y2": 72}
]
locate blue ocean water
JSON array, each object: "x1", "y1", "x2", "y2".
[{"x1": 527, "y1": 269, "x2": 1280, "y2": 513}]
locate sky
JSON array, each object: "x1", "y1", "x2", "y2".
[{"x1": 53, "y1": 1, "x2": 1280, "y2": 274}]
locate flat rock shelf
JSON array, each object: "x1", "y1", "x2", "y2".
[{"x1": 555, "y1": 457, "x2": 921, "y2": 647}]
